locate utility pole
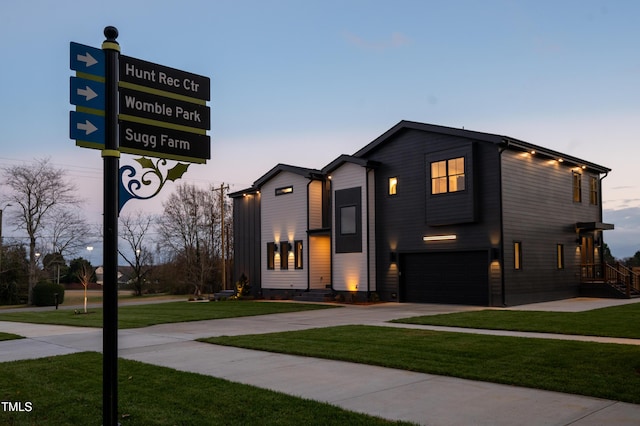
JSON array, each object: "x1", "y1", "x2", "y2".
[{"x1": 214, "y1": 183, "x2": 229, "y2": 290}]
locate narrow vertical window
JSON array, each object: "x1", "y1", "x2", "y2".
[
  {"x1": 280, "y1": 241, "x2": 289, "y2": 270},
  {"x1": 294, "y1": 240, "x2": 303, "y2": 269},
  {"x1": 556, "y1": 244, "x2": 565, "y2": 269},
  {"x1": 572, "y1": 172, "x2": 582, "y2": 202},
  {"x1": 267, "y1": 242, "x2": 275, "y2": 270},
  {"x1": 589, "y1": 176, "x2": 598, "y2": 205},
  {"x1": 514, "y1": 241, "x2": 522, "y2": 270},
  {"x1": 389, "y1": 177, "x2": 398, "y2": 195}
]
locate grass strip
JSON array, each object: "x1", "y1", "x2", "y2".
[
  {"x1": 201, "y1": 325, "x2": 640, "y2": 404},
  {"x1": 0, "y1": 332, "x2": 22, "y2": 341},
  {"x1": 0, "y1": 301, "x2": 336, "y2": 329},
  {"x1": 391, "y1": 302, "x2": 640, "y2": 338},
  {"x1": 0, "y1": 352, "x2": 410, "y2": 425}
]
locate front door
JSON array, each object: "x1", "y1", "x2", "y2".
[{"x1": 580, "y1": 235, "x2": 596, "y2": 279}]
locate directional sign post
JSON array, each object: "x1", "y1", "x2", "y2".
[{"x1": 69, "y1": 28, "x2": 211, "y2": 425}]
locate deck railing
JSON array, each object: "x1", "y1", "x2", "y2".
[{"x1": 604, "y1": 262, "x2": 640, "y2": 298}]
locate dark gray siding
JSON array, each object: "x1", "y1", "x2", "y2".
[
  {"x1": 360, "y1": 128, "x2": 503, "y2": 305},
  {"x1": 501, "y1": 151, "x2": 602, "y2": 305},
  {"x1": 232, "y1": 194, "x2": 261, "y2": 295}
]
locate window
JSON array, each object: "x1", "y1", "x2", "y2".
[
  {"x1": 589, "y1": 177, "x2": 598, "y2": 205},
  {"x1": 275, "y1": 186, "x2": 293, "y2": 196},
  {"x1": 556, "y1": 244, "x2": 564, "y2": 269},
  {"x1": 266, "y1": 242, "x2": 275, "y2": 270},
  {"x1": 572, "y1": 172, "x2": 582, "y2": 202},
  {"x1": 388, "y1": 177, "x2": 398, "y2": 195},
  {"x1": 340, "y1": 206, "x2": 357, "y2": 235},
  {"x1": 294, "y1": 240, "x2": 303, "y2": 269},
  {"x1": 280, "y1": 241, "x2": 289, "y2": 269},
  {"x1": 431, "y1": 157, "x2": 465, "y2": 194},
  {"x1": 514, "y1": 241, "x2": 522, "y2": 270}
]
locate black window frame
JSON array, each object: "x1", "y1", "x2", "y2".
[
  {"x1": 430, "y1": 156, "x2": 466, "y2": 195},
  {"x1": 514, "y1": 241, "x2": 523, "y2": 270},
  {"x1": 572, "y1": 171, "x2": 582, "y2": 203},
  {"x1": 280, "y1": 241, "x2": 289, "y2": 270},
  {"x1": 266, "y1": 242, "x2": 275, "y2": 270},
  {"x1": 294, "y1": 240, "x2": 303, "y2": 269},
  {"x1": 275, "y1": 186, "x2": 293, "y2": 196}
]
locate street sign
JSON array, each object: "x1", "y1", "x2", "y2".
[
  {"x1": 120, "y1": 55, "x2": 210, "y2": 101},
  {"x1": 70, "y1": 111, "x2": 105, "y2": 145},
  {"x1": 70, "y1": 42, "x2": 105, "y2": 77},
  {"x1": 70, "y1": 77, "x2": 105, "y2": 111},
  {"x1": 119, "y1": 86, "x2": 210, "y2": 130},
  {"x1": 119, "y1": 120, "x2": 210, "y2": 163}
]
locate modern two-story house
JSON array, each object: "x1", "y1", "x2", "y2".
[{"x1": 231, "y1": 120, "x2": 616, "y2": 306}]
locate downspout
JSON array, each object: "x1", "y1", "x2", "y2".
[
  {"x1": 305, "y1": 179, "x2": 312, "y2": 292},
  {"x1": 599, "y1": 171, "x2": 609, "y2": 270},
  {"x1": 498, "y1": 140, "x2": 508, "y2": 306},
  {"x1": 365, "y1": 167, "x2": 372, "y2": 300}
]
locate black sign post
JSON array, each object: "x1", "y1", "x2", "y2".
[{"x1": 101, "y1": 26, "x2": 120, "y2": 426}]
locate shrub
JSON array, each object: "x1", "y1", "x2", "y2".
[{"x1": 32, "y1": 282, "x2": 65, "y2": 306}]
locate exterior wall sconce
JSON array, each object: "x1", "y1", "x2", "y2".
[
  {"x1": 423, "y1": 235, "x2": 457, "y2": 242},
  {"x1": 389, "y1": 251, "x2": 398, "y2": 263},
  {"x1": 491, "y1": 248, "x2": 500, "y2": 261},
  {"x1": 274, "y1": 243, "x2": 278, "y2": 252}
]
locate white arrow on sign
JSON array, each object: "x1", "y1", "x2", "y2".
[
  {"x1": 77, "y1": 52, "x2": 98, "y2": 68},
  {"x1": 76, "y1": 119, "x2": 98, "y2": 135},
  {"x1": 76, "y1": 86, "x2": 98, "y2": 101}
]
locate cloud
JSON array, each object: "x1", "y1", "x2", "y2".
[{"x1": 343, "y1": 31, "x2": 411, "y2": 51}]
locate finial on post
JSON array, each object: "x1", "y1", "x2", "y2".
[{"x1": 104, "y1": 26, "x2": 119, "y2": 42}]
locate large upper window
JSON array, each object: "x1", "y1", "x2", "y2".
[
  {"x1": 431, "y1": 157, "x2": 465, "y2": 194},
  {"x1": 589, "y1": 176, "x2": 598, "y2": 205},
  {"x1": 572, "y1": 172, "x2": 582, "y2": 203}
]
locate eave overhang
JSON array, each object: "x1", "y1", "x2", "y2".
[{"x1": 576, "y1": 222, "x2": 615, "y2": 231}]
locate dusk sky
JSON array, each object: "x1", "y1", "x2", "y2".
[{"x1": 1, "y1": 0, "x2": 639, "y2": 260}]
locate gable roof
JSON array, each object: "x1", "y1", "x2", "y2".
[
  {"x1": 355, "y1": 120, "x2": 611, "y2": 173},
  {"x1": 322, "y1": 154, "x2": 378, "y2": 174},
  {"x1": 252, "y1": 163, "x2": 323, "y2": 188}
]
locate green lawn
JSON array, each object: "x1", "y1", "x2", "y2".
[
  {"x1": 391, "y1": 302, "x2": 640, "y2": 338},
  {"x1": 201, "y1": 325, "x2": 640, "y2": 404},
  {"x1": 0, "y1": 332, "x2": 22, "y2": 341},
  {"x1": 0, "y1": 301, "x2": 337, "y2": 329},
  {"x1": 0, "y1": 352, "x2": 411, "y2": 426}
]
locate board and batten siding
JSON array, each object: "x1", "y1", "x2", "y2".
[
  {"x1": 308, "y1": 180, "x2": 323, "y2": 230},
  {"x1": 501, "y1": 150, "x2": 603, "y2": 305},
  {"x1": 232, "y1": 192, "x2": 261, "y2": 292},
  {"x1": 260, "y1": 172, "x2": 309, "y2": 290},
  {"x1": 331, "y1": 162, "x2": 374, "y2": 292}
]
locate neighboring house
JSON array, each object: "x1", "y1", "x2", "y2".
[{"x1": 231, "y1": 120, "x2": 621, "y2": 306}]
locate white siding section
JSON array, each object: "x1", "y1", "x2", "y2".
[
  {"x1": 261, "y1": 172, "x2": 308, "y2": 289},
  {"x1": 331, "y1": 162, "x2": 371, "y2": 292}
]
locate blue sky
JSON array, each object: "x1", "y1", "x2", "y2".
[{"x1": 1, "y1": 0, "x2": 639, "y2": 259}]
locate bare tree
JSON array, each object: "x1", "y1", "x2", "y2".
[
  {"x1": 76, "y1": 260, "x2": 94, "y2": 314},
  {"x1": 157, "y1": 183, "x2": 217, "y2": 296},
  {"x1": 1, "y1": 158, "x2": 80, "y2": 304},
  {"x1": 119, "y1": 212, "x2": 154, "y2": 296}
]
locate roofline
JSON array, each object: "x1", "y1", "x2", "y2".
[
  {"x1": 322, "y1": 154, "x2": 378, "y2": 174},
  {"x1": 252, "y1": 163, "x2": 324, "y2": 189},
  {"x1": 355, "y1": 120, "x2": 611, "y2": 174}
]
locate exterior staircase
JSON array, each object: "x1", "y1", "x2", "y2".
[{"x1": 581, "y1": 263, "x2": 640, "y2": 298}]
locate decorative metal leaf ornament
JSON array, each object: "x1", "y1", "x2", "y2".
[{"x1": 119, "y1": 157, "x2": 190, "y2": 212}]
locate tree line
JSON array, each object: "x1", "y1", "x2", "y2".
[{"x1": 0, "y1": 158, "x2": 232, "y2": 305}]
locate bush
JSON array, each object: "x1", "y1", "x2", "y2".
[{"x1": 32, "y1": 282, "x2": 65, "y2": 306}]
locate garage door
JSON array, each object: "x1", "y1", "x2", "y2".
[{"x1": 400, "y1": 251, "x2": 488, "y2": 305}]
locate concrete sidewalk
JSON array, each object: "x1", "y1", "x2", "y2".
[{"x1": 2, "y1": 298, "x2": 640, "y2": 425}]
